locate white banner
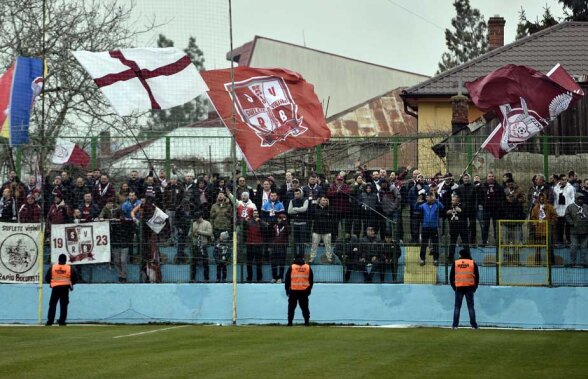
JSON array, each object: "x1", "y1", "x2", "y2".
[
  {"x1": 50, "y1": 221, "x2": 111, "y2": 265},
  {"x1": 0, "y1": 223, "x2": 43, "y2": 283}
]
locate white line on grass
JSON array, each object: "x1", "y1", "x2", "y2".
[{"x1": 113, "y1": 325, "x2": 189, "y2": 339}]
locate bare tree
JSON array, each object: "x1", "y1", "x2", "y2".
[{"x1": 0, "y1": 0, "x2": 159, "y2": 175}]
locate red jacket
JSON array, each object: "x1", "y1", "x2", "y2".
[
  {"x1": 246, "y1": 219, "x2": 265, "y2": 245},
  {"x1": 46, "y1": 203, "x2": 71, "y2": 235},
  {"x1": 326, "y1": 183, "x2": 351, "y2": 214},
  {"x1": 18, "y1": 203, "x2": 42, "y2": 223}
]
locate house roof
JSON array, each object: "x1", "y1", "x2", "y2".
[
  {"x1": 108, "y1": 127, "x2": 243, "y2": 173},
  {"x1": 403, "y1": 22, "x2": 588, "y2": 99},
  {"x1": 227, "y1": 35, "x2": 429, "y2": 119},
  {"x1": 227, "y1": 36, "x2": 427, "y2": 77},
  {"x1": 326, "y1": 87, "x2": 417, "y2": 137}
]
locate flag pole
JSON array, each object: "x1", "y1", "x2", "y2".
[
  {"x1": 228, "y1": 0, "x2": 238, "y2": 326},
  {"x1": 460, "y1": 144, "x2": 484, "y2": 179},
  {"x1": 120, "y1": 117, "x2": 155, "y2": 172}
]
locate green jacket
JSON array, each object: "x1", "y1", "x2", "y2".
[{"x1": 209, "y1": 200, "x2": 232, "y2": 231}]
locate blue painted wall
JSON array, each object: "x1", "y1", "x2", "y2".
[{"x1": 1, "y1": 283, "x2": 586, "y2": 329}]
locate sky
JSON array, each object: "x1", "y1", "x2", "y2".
[{"x1": 133, "y1": 0, "x2": 567, "y2": 76}]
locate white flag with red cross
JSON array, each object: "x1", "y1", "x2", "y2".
[{"x1": 72, "y1": 47, "x2": 208, "y2": 116}]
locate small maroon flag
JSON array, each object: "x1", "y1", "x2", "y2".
[
  {"x1": 201, "y1": 67, "x2": 331, "y2": 170},
  {"x1": 465, "y1": 64, "x2": 584, "y2": 158}
]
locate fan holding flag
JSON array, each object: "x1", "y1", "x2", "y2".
[{"x1": 465, "y1": 63, "x2": 584, "y2": 160}]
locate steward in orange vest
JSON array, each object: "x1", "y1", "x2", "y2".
[
  {"x1": 449, "y1": 249, "x2": 479, "y2": 329},
  {"x1": 285, "y1": 254, "x2": 314, "y2": 326},
  {"x1": 45, "y1": 254, "x2": 77, "y2": 326}
]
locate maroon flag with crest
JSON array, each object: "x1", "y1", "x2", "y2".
[
  {"x1": 201, "y1": 67, "x2": 331, "y2": 170},
  {"x1": 465, "y1": 64, "x2": 584, "y2": 158}
]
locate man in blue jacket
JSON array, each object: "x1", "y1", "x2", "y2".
[{"x1": 419, "y1": 191, "x2": 444, "y2": 266}]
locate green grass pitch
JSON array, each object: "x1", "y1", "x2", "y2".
[{"x1": 0, "y1": 325, "x2": 586, "y2": 379}]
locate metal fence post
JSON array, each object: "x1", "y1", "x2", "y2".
[
  {"x1": 547, "y1": 222, "x2": 552, "y2": 286},
  {"x1": 315, "y1": 144, "x2": 322, "y2": 173},
  {"x1": 165, "y1": 136, "x2": 171, "y2": 178},
  {"x1": 543, "y1": 134, "x2": 549, "y2": 180},
  {"x1": 466, "y1": 135, "x2": 473, "y2": 176},
  {"x1": 15, "y1": 146, "x2": 22, "y2": 178},
  {"x1": 241, "y1": 160, "x2": 247, "y2": 177},
  {"x1": 91, "y1": 136, "x2": 97, "y2": 170},
  {"x1": 392, "y1": 137, "x2": 399, "y2": 172}
]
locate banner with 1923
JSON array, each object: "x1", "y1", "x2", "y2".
[{"x1": 50, "y1": 221, "x2": 111, "y2": 265}]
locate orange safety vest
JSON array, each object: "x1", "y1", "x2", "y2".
[
  {"x1": 290, "y1": 264, "x2": 310, "y2": 291},
  {"x1": 50, "y1": 264, "x2": 72, "y2": 288},
  {"x1": 454, "y1": 259, "x2": 475, "y2": 287}
]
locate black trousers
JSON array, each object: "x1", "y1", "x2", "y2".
[
  {"x1": 449, "y1": 224, "x2": 469, "y2": 263},
  {"x1": 246, "y1": 244, "x2": 263, "y2": 282},
  {"x1": 271, "y1": 244, "x2": 288, "y2": 281},
  {"x1": 216, "y1": 263, "x2": 227, "y2": 282},
  {"x1": 47, "y1": 286, "x2": 70, "y2": 325},
  {"x1": 288, "y1": 291, "x2": 310, "y2": 324},
  {"x1": 190, "y1": 244, "x2": 209, "y2": 281},
  {"x1": 465, "y1": 213, "x2": 477, "y2": 244},
  {"x1": 420, "y1": 227, "x2": 439, "y2": 261}
]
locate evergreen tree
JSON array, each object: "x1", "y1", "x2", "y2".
[
  {"x1": 143, "y1": 34, "x2": 208, "y2": 139},
  {"x1": 560, "y1": 0, "x2": 588, "y2": 21},
  {"x1": 516, "y1": 6, "x2": 558, "y2": 39},
  {"x1": 516, "y1": 1, "x2": 588, "y2": 39},
  {"x1": 437, "y1": 0, "x2": 488, "y2": 74}
]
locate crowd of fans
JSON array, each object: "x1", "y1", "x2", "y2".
[{"x1": 1, "y1": 164, "x2": 586, "y2": 284}]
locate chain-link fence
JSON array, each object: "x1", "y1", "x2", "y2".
[{"x1": 2, "y1": 133, "x2": 588, "y2": 286}]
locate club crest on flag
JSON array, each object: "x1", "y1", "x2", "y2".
[
  {"x1": 53, "y1": 144, "x2": 71, "y2": 162},
  {"x1": 466, "y1": 64, "x2": 584, "y2": 159},
  {"x1": 147, "y1": 207, "x2": 169, "y2": 234},
  {"x1": 65, "y1": 226, "x2": 95, "y2": 262},
  {"x1": 498, "y1": 98, "x2": 544, "y2": 153},
  {"x1": 227, "y1": 76, "x2": 308, "y2": 147}
]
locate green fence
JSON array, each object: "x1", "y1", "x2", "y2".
[{"x1": 2, "y1": 132, "x2": 588, "y2": 286}]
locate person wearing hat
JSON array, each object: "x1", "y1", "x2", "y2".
[
  {"x1": 45, "y1": 254, "x2": 78, "y2": 326},
  {"x1": 449, "y1": 249, "x2": 479, "y2": 329},
  {"x1": 46, "y1": 190, "x2": 71, "y2": 237},
  {"x1": 18, "y1": 193, "x2": 42, "y2": 223},
  {"x1": 565, "y1": 192, "x2": 588, "y2": 267},
  {"x1": 214, "y1": 231, "x2": 231, "y2": 282},
  {"x1": 284, "y1": 252, "x2": 314, "y2": 326}
]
